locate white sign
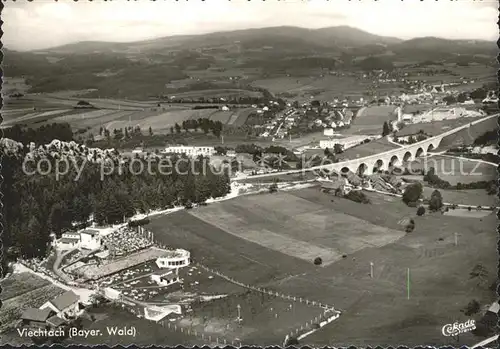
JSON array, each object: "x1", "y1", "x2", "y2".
[{"x1": 442, "y1": 319, "x2": 476, "y2": 337}]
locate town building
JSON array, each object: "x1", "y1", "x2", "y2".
[
  {"x1": 40, "y1": 291, "x2": 81, "y2": 320},
  {"x1": 319, "y1": 135, "x2": 376, "y2": 150},
  {"x1": 163, "y1": 146, "x2": 215, "y2": 157}
]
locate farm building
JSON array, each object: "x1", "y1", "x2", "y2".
[
  {"x1": 163, "y1": 145, "x2": 215, "y2": 157},
  {"x1": 40, "y1": 290, "x2": 81, "y2": 320},
  {"x1": 21, "y1": 308, "x2": 55, "y2": 329}
]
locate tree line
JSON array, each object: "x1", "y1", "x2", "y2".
[
  {"x1": 3, "y1": 123, "x2": 73, "y2": 145},
  {"x1": 1, "y1": 145, "x2": 231, "y2": 268}
]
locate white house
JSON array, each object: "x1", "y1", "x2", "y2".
[
  {"x1": 40, "y1": 291, "x2": 80, "y2": 320},
  {"x1": 221, "y1": 105, "x2": 230, "y2": 111},
  {"x1": 163, "y1": 146, "x2": 215, "y2": 157},
  {"x1": 57, "y1": 232, "x2": 81, "y2": 249},
  {"x1": 324, "y1": 128, "x2": 335, "y2": 136},
  {"x1": 80, "y1": 229, "x2": 102, "y2": 250},
  {"x1": 150, "y1": 269, "x2": 180, "y2": 286},
  {"x1": 262, "y1": 106, "x2": 269, "y2": 111},
  {"x1": 104, "y1": 287, "x2": 122, "y2": 300}
]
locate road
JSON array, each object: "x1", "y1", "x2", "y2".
[{"x1": 13, "y1": 262, "x2": 96, "y2": 304}]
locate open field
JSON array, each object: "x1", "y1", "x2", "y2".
[
  {"x1": 397, "y1": 116, "x2": 487, "y2": 139},
  {"x1": 251, "y1": 75, "x2": 400, "y2": 102},
  {"x1": 438, "y1": 116, "x2": 498, "y2": 149},
  {"x1": 208, "y1": 110, "x2": 233, "y2": 123},
  {"x1": 421, "y1": 187, "x2": 498, "y2": 207},
  {"x1": 339, "y1": 137, "x2": 400, "y2": 160},
  {"x1": 177, "y1": 290, "x2": 326, "y2": 345},
  {"x1": 166, "y1": 88, "x2": 263, "y2": 99},
  {"x1": 189, "y1": 193, "x2": 405, "y2": 266},
  {"x1": 146, "y1": 210, "x2": 313, "y2": 285},
  {"x1": 405, "y1": 155, "x2": 496, "y2": 184},
  {"x1": 146, "y1": 187, "x2": 496, "y2": 346},
  {"x1": 280, "y1": 187, "x2": 497, "y2": 346},
  {"x1": 229, "y1": 108, "x2": 255, "y2": 126},
  {"x1": 0, "y1": 273, "x2": 66, "y2": 333}
]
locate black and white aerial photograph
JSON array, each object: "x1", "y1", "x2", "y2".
[{"x1": 1, "y1": 0, "x2": 498, "y2": 347}]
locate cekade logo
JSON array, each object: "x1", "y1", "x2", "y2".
[{"x1": 442, "y1": 319, "x2": 476, "y2": 336}]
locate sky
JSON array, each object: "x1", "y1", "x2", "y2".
[{"x1": 4, "y1": 0, "x2": 498, "y2": 51}]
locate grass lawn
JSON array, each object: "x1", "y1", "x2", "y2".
[
  {"x1": 422, "y1": 187, "x2": 498, "y2": 207},
  {"x1": 146, "y1": 210, "x2": 313, "y2": 286},
  {"x1": 178, "y1": 290, "x2": 326, "y2": 345},
  {"x1": 340, "y1": 137, "x2": 400, "y2": 160},
  {"x1": 406, "y1": 155, "x2": 497, "y2": 184},
  {"x1": 280, "y1": 187, "x2": 497, "y2": 347},
  {"x1": 189, "y1": 192, "x2": 405, "y2": 266}
]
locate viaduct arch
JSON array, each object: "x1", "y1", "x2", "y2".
[{"x1": 232, "y1": 115, "x2": 497, "y2": 181}]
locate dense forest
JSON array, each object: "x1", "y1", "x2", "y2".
[
  {"x1": 1, "y1": 133, "x2": 231, "y2": 271},
  {"x1": 3, "y1": 123, "x2": 74, "y2": 145}
]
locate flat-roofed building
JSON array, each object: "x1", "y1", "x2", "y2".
[{"x1": 163, "y1": 146, "x2": 215, "y2": 157}]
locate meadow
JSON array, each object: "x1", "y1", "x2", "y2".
[
  {"x1": 405, "y1": 155, "x2": 496, "y2": 184},
  {"x1": 340, "y1": 137, "x2": 400, "y2": 160},
  {"x1": 146, "y1": 187, "x2": 496, "y2": 346}
]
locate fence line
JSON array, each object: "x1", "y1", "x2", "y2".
[{"x1": 195, "y1": 262, "x2": 339, "y2": 313}]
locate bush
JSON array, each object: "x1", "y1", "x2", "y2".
[
  {"x1": 344, "y1": 190, "x2": 370, "y2": 204},
  {"x1": 402, "y1": 182, "x2": 423, "y2": 205},
  {"x1": 416, "y1": 206, "x2": 426, "y2": 216},
  {"x1": 269, "y1": 183, "x2": 278, "y2": 193},
  {"x1": 128, "y1": 218, "x2": 150, "y2": 227},
  {"x1": 463, "y1": 299, "x2": 481, "y2": 316},
  {"x1": 314, "y1": 257, "x2": 323, "y2": 265},
  {"x1": 429, "y1": 189, "x2": 443, "y2": 212},
  {"x1": 405, "y1": 223, "x2": 415, "y2": 233},
  {"x1": 284, "y1": 336, "x2": 300, "y2": 346}
]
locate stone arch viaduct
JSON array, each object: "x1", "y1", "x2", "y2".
[{"x1": 233, "y1": 114, "x2": 497, "y2": 180}]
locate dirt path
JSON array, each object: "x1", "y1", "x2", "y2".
[{"x1": 13, "y1": 263, "x2": 95, "y2": 304}]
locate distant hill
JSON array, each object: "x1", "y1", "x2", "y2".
[
  {"x1": 4, "y1": 26, "x2": 496, "y2": 99},
  {"x1": 35, "y1": 26, "x2": 402, "y2": 55},
  {"x1": 390, "y1": 37, "x2": 497, "y2": 61}
]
